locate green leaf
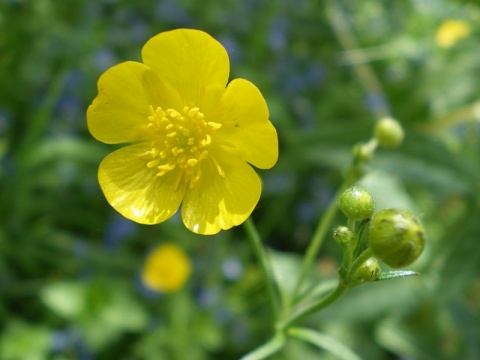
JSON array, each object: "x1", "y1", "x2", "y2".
[
  {"x1": 268, "y1": 249, "x2": 323, "y2": 306},
  {"x1": 240, "y1": 332, "x2": 286, "y2": 360},
  {"x1": 40, "y1": 280, "x2": 148, "y2": 351},
  {"x1": 40, "y1": 281, "x2": 86, "y2": 319},
  {"x1": 0, "y1": 320, "x2": 51, "y2": 360},
  {"x1": 376, "y1": 270, "x2": 419, "y2": 281},
  {"x1": 288, "y1": 327, "x2": 362, "y2": 360},
  {"x1": 269, "y1": 249, "x2": 302, "y2": 303}
]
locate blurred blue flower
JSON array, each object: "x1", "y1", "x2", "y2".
[
  {"x1": 295, "y1": 200, "x2": 317, "y2": 223},
  {"x1": 364, "y1": 91, "x2": 390, "y2": 113},
  {"x1": 271, "y1": 56, "x2": 325, "y2": 99},
  {"x1": 104, "y1": 213, "x2": 138, "y2": 250},
  {"x1": 51, "y1": 329, "x2": 69, "y2": 353},
  {"x1": 268, "y1": 16, "x2": 289, "y2": 53},
  {"x1": 292, "y1": 96, "x2": 315, "y2": 130},
  {"x1": 217, "y1": 34, "x2": 243, "y2": 64},
  {"x1": 295, "y1": 175, "x2": 334, "y2": 224},
  {"x1": 304, "y1": 62, "x2": 325, "y2": 87},
  {"x1": 262, "y1": 171, "x2": 297, "y2": 196},
  {"x1": 222, "y1": 256, "x2": 243, "y2": 281},
  {"x1": 0, "y1": 107, "x2": 10, "y2": 136},
  {"x1": 90, "y1": 48, "x2": 117, "y2": 73},
  {"x1": 73, "y1": 238, "x2": 90, "y2": 259},
  {"x1": 109, "y1": 9, "x2": 149, "y2": 45},
  {"x1": 51, "y1": 328, "x2": 94, "y2": 360},
  {"x1": 154, "y1": 0, "x2": 193, "y2": 26}
]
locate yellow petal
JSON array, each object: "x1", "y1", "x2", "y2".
[
  {"x1": 181, "y1": 150, "x2": 261, "y2": 235},
  {"x1": 215, "y1": 78, "x2": 278, "y2": 169},
  {"x1": 87, "y1": 61, "x2": 180, "y2": 144},
  {"x1": 98, "y1": 143, "x2": 185, "y2": 224},
  {"x1": 141, "y1": 29, "x2": 229, "y2": 105}
]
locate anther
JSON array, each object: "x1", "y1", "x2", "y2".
[
  {"x1": 147, "y1": 159, "x2": 161, "y2": 168},
  {"x1": 150, "y1": 148, "x2": 159, "y2": 158},
  {"x1": 187, "y1": 159, "x2": 198, "y2": 167},
  {"x1": 188, "y1": 107, "x2": 199, "y2": 118},
  {"x1": 207, "y1": 122, "x2": 222, "y2": 129},
  {"x1": 157, "y1": 163, "x2": 176, "y2": 171}
]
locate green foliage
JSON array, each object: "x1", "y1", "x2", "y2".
[{"x1": 1, "y1": 0, "x2": 480, "y2": 359}]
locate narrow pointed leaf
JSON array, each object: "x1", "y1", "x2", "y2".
[
  {"x1": 288, "y1": 327, "x2": 362, "y2": 360},
  {"x1": 377, "y1": 270, "x2": 419, "y2": 281}
]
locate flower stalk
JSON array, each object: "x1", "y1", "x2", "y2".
[{"x1": 244, "y1": 217, "x2": 280, "y2": 320}]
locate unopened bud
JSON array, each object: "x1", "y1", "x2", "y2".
[
  {"x1": 368, "y1": 209, "x2": 426, "y2": 268},
  {"x1": 333, "y1": 226, "x2": 354, "y2": 246},
  {"x1": 349, "y1": 257, "x2": 380, "y2": 286},
  {"x1": 375, "y1": 117, "x2": 404, "y2": 149},
  {"x1": 338, "y1": 186, "x2": 375, "y2": 220}
]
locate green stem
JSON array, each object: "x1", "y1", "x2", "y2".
[
  {"x1": 280, "y1": 282, "x2": 348, "y2": 330},
  {"x1": 244, "y1": 217, "x2": 280, "y2": 320},
  {"x1": 290, "y1": 167, "x2": 358, "y2": 306},
  {"x1": 169, "y1": 291, "x2": 189, "y2": 359},
  {"x1": 240, "y1": 332, "x2": 285, "y2": 360},
  {"x1": 419, "y1": 102, "x2": 480, "y2": 133},
  {"x1": 340, "y1": 217, "x2": 358, "y2": 278},
  {"x1": 347, "y1": 218, "x2": 356, "y2": 233}
]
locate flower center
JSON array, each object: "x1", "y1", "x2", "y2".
[{"x1": 138, "y1": 105, "x2": 223, "y2": 189}]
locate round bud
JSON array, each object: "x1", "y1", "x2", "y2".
[
  {"x1": 333, "y1": 226, "x2": 354, "y2": 246},
  {"x1": 374, "y1": 117, "x2": 404, "y2": 149},
  {"x1": 349, "y1": 257, "x2": 380, "y2": 286},
  {"x1": 338, "y1": 186, "x2": 375, "y2": 220},
  {"x1": 368, "y1": 209, "x2": 426, "y2": 268}
]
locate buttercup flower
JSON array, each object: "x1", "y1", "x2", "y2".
[
  {"x1": 141, "y1": 243, "x2": 191, "y2": 293},
  {"x1": 87, "y1": 29, "x2": 278, "y2": 234},
  {"x1": 435, "y1": 19, "x2": 471, "y2": 48}
]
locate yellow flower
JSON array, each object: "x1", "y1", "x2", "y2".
[
  {"x1": 435, "y1": 20, "x2": 471, "y2": 48},
  {"x1": 87, "y1": 29, "x2": 278, "y2": 234},
  {"x1": 141, "y1": 243, "x2": 191, "y2": 293}
]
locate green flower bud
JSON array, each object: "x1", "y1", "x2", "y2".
[
  {"x1": 338, "y1": 186, "x2": 375, "y2": 220},
  {"x1": 333, "y1": 226, "x2": 354, "y2": 246},
  {"x1": 368, "y1": 209, "x2": 426, "y2": 268},
  {"x1": 374, "y1": 117, "x2": 405, "y2": 149},
  {"x1": 353, "y1": 142, "x2": 374, "y2": 162},
  {"x1": 349, "y1": 257, "x2": 380, "y2": 286}
]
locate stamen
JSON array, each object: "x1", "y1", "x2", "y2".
[
  {"x1": 187, "y1": 159, "x2": 198, "y2": 167},
  {"x1": 151, "y1": 148, "x2": 159, "y2": 158},
  {"x1": 147, "y1": 159, "x2": 161, "y2": 168},
  {"x1": 187, "y1": 107, "x2": 199, "y2": 118},
  {"x1": 143, "y1": 104, "x2": 222, "y2": 188},
  {"x1": 209, "y1": 155, "x2": 225, "y2": 177},
  {"x1": 173, "y1": 170, "x2": 183, "y2": 191},
  {"x1": 208, "y1": 122, "x2": 222, "y2": 129},
  {"x1": 158, "y1": 163, "x2": 176, "y2": 171}
]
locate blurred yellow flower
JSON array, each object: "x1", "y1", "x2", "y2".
[
  {"x1": 87, "y1": 29, "x2": 278, "y2": 235},
  {"x1": 141, "y1": 243, "x2": 191, "y2": 293},
  {"x1": 435, "y1": 20, "x2": 471, "y2": 48}
]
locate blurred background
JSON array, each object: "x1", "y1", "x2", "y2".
[{"x1": 1, "y1": 0, "x2": 480, "y2": 359}]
